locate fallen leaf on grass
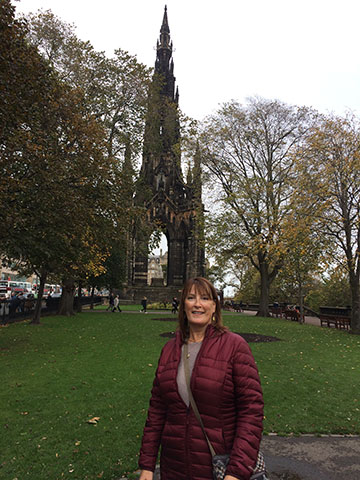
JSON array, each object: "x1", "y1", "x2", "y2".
[{"x1": 87, "y1": 416, "x2": 100, "y2": 424}]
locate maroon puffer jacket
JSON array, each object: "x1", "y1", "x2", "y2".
[{"x1": 139, "y1": 325, "x2": 264, "y2": 480}]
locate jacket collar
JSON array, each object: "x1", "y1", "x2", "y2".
[{"x1": 175, "y1": 323, "x2": 219, "y2": 347}]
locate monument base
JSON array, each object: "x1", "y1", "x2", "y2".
[{"x1": 119, "y1": 285, "x2": 182, "y2": 303}]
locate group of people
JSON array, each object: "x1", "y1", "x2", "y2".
[
  {"x1": 108, "y1": 295, "x2": 179, "y2": 314},
  {"x1": 2, "y1": 291, "x2": 36, "y2": 318},
  {"x1": 106, "y1": 293, "x2": 122, "y2": 313},
  {"x1": 138, "y1": 277, "x2": 266, "y2": 480}
]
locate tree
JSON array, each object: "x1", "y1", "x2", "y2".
[
  {"x1": 0, "y1": 0, "x2": 63, "y2": 321},
  {"x1": 201, "y1": 97, "x2": 314, "y2": 316},
  {"x1": 20, "y1": 9, "x2": 152, "y2": 310},
  {"x1": 22, "y1": 9, "x2": 151, "y2": 167},
  {"x1": 1, "y1": 1, "x2": 130, "y2": 322},
  {"x1": 320, "y1": 268, "x2": 352, "y2": 308},
  {"x1": 298, "y1": 113, "x2": 360, "y2": 333}
]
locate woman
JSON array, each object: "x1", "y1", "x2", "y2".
[{"x1": 139, "y1": 277, "x2": 264, "y2": 480}]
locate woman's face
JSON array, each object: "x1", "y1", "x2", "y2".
[{"x1": 184, "y1": 285, "x2": 216, "y2": 330}]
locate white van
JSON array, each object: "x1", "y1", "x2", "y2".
[
  {"x1": 0, "y1": 280, "x2": 11, "y2": 299},
  {"x1": 0, "y1": 280, "x2": 23, "y2": 299}
]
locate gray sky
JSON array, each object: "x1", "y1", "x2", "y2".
[{"x1": 15, "y1": 0, "x2": 360, "y2": 121}]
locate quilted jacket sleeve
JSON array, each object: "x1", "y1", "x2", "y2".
[
  {"x1": 225, "y1": 338, "x2": 264, "y2": 480},
  {"x1": 138, "y1": 347, "x2": 168, "y2": 472}
]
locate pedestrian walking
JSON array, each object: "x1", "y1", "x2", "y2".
[
  {"x1": 112, "y1": 295, "x2": 122, "y2": 312},
  {"x1": 106, "y1": 293, "x2": 115, "y2": 312},
  {"x1": 141, "y1": 296, "x2": 147, "y2": 313},
  {"x1": 171, "y1": 296, "x2": 179, "y2": 314}
]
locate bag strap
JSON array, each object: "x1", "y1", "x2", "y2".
[{"x1": 184, "y1": 342, "x2": 217, "y2": 458}]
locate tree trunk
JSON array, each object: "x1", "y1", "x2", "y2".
[
  {"x1": 90, "y1": 286, "x2": 95, "y2": 310},
  {"x1": 257, "y1": 261, "x2": 270, "y2": 317},
  {"x1": 298, "y1": 282, "x2": 304, "y2": 324},
  {"x1": 75, "y1": 280, "x2": 82, "y2": 313},
  {"x1": 58, "y1": 278, "x2": 75, "y2": 316},
  {"x1": 349, "y1": 273, "x2": 360, "y2": 334},
  {"x1": 31, "y1": 271, "x2": 47, "y2": 324}
]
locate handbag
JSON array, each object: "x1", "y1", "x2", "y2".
[{"x1": 184, "y1": 343, "x2": 269, "y2": 480}]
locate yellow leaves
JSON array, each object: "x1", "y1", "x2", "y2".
[{"x1": 87, "y1": 416, "x2": 100, "y2": 424}]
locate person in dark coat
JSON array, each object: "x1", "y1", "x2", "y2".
[
  {"x1": 138, "y1": 277, "x2": 264, "y2": 480},
  {"x1": 9, "y1": 292, "x2": 21, "y2": 318},
  {"x1": 141, "y1": 296, "x2": 147, "y2": 313},
  {"x1": 171, "y1": 296, "x2": 178, "y2": 314},
  {"x1": 106, "y1": 293, "x2": 115, "y2": 312}
]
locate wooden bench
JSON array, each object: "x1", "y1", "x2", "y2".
[
  {"x1": 232, "y1": 303, "x2": 243, "y2": 312},
  {"x1": 283, "y1": 308, "x2": 304, "y2": 322},
  {"x1": 269, "y1": 306, "x2": 283, "y2": 317},
  {"x1": 318, "y1": 314, "x2": 351, "y2": 330}
]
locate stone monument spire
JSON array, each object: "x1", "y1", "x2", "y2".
[{"x1": 130, "y1": 6, "x2": 205, "y2": 292}]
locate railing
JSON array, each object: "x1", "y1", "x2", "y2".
[{"x1": 0, "y1": 295, "x2": 102, "y2": 324}]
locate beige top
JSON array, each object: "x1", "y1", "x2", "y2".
[{"x1": 176, "y1": 341, "x2": 202, "y2": 406}]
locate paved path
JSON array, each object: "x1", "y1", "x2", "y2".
[
  {"x1": 93, "y1": 307, "x2": 323, "y2": 327},
  {"x1": 262, "y1": 435, "x2": 360, "y2": 479},
  {"x1": 130, "y1": 435, "x2": 360, "y2": 479}
]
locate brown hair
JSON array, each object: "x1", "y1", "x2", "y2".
[{"x1": 178, "y1": 277, "x2": 226, "y2": 341}]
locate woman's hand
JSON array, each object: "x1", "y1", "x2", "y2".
[
  {"x1": 139, "y1": 469, "x2": 154, "y2": 480},
  {"x1": 224, "y1": 476, "x2": 239, "y2": 480}
]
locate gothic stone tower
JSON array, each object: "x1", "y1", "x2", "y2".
[{"x1": 130, "y1": 6, "x2": 205, "y2": 294}]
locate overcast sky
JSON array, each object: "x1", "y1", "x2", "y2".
[{"x1": 15, "y1": 0, "x2": 360, "y2": 121}]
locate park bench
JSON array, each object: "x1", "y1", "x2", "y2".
[
  {"x1": 318, "y1": 314, "x2": 350, "y2": 330},
  {"x1": 269, "y1": 306, "x2": 283, "y2": 317},
  {"x1": 283, "y1": 308, "x2": 304, "y2": 322},
  {"x1": 232, "y1": 303, "x2": 243, "y2": 312}
]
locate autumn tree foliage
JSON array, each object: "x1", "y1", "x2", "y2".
[
  {"x1": 298, "y1": 113, "x2": 360, "y2": 334},
  {"x1": 201, "y1": 98, "x2": 315, "y2": 317},
  {"x1": 22, "y1": 9, "x2": 151, "y2": 167},
  {"x1": 19, "y1": 8, "x2": 152, "y2": 306},
  {"x1": 1, "y1": 1, "x2": 145, "y2": 321},
  {"x1": 1, "y1": 2, "x2": 97, "y2": 320}
]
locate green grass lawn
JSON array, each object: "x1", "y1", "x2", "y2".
[{"x1": 0, "y1": 312, "x2": 359, "y2": 479}]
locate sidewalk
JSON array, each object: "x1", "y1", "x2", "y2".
[
  {"x1": 130, "y1": 435, "x2": 360, "y2": 479},
  {"x1": 224, "y1": 308, "x2": 323, "y2": 328},
  {"x1": 132, "y1": 435, "x2": 360, "y2": 479},
  {"x1": 262, "y1": 435, "x2": 360, "y2": 479}
]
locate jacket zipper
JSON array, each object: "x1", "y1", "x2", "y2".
[{"x1": 185, "y1": 405, "x2": 191, "y2": 479}]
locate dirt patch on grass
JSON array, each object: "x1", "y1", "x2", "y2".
[
  {"x1": 153, "y1": 317, "x2": 178, "y2": 322},
  {"x1": 159, "y1": 331, "x2": 281, "y2": 342},
  {"x1": 235, "y1": 332, "x2": 281, "y2": 343}
]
